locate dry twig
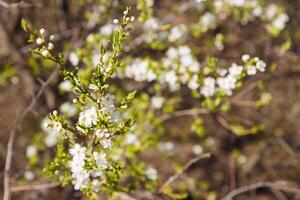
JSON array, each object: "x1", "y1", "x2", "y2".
[
  {"x1": 10, "y1": 182, "x2": 60, "y2": 192},
  {"x1": 159, "y1": 153, "x2": 211, "y2": 193},
  {"x1": 3, "y1": 66, "x2": 61, "y2": 200},
  {"x1": 221, "y1": 181, "x2": 300, "y2": 200}
]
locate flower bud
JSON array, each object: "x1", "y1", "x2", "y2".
[
  {"x1": 48, "y1": 42, "x2": 54, "y2": 50},
  {"x1": 49, "y1": 35, "x2": 55, "y2": 41},
  {"x1": 39, "y1": 28, "x2": 46, "y2": 36},
  {"x1": 36, "y1": 37, "x2": 43, "y2": 45},
  {"x1": 113, "y1": 19, "x2": 119, "y2": 24},
  {"x1": 41, "y1": 50, "x2": 50, "y2": 57}
]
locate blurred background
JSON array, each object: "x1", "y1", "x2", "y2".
[{"x1": 1, "y1": 0, "x2": 300, "y2": 199}]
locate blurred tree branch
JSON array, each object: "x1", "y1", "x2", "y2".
[{"x1": 221, "y1": 181, "x2": 300, "y2": 200}]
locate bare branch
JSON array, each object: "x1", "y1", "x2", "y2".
[
  {"x1": 221, "y1": 181, "x2": 300, "y2": 200},
  {"x1": 3, "y1": 66, "x2": 61, "y2": 200},
  {"x1": 10, "y1": 182, "x2": 60, "y2": 192},
  {"x1": 159, "y1": 153, "x2": 211, "y2": 193}
]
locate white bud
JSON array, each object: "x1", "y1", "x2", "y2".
[
  {"x1": 48, "y1": 42, "x2": 54, "y2": 50},
  {"x1": 242, "y1": 54, "x2": 250, "y2": 62},
  {"x1": 123, "y1": 10, "x2": 128, "y2": 15},
  {"x1": 53, "y1": 110, "x2": 58, "y2": 115},
  {"x1": 72, "y1": 99, "x2": 77, "y2": 103},
  {"x1": 130, "y1": 16, "x2": 135, "y2": 22},
  {"x1": 49, "y1": 35, "x2": 55, "y2": 41},
  {"x1": 41, "y1": 50, "x2": 50, "y2": 57},
  {"x1": 39, "y1": 28, "x2": 46, "y2": 36},
  {"x1": 36, "y1": 37, "x2": 43, "y2": 45},
  {"x1": 113, "y1": 19, "x2": 119, "y2": 24},
  {"x1": 125, "y1": 17, "x2": 130, "y2": 22}
]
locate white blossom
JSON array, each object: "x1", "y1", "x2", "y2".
[
  {"x1": 272, "y1": 13, "x2": 289, "y2": 30},
  {"x1": 200, "y1": 77, "x2": 216, "y2": 97},
  {"x1": 24, "y1": 171, "x2": 35, "y2": 181},
  {"x1": 228, "y1": 0, "x2": 245, "y2": 7},
  {"x1": 100, "y1": 138, "x2": 113, "y2": 149},
  {"x1": 124, "y1": 59, "x2": 156, "y2": 82},
  {"x1": 217, "y1": 75, "x2": 237, "y2": 96},
  {"x1": 91, "y1": 179, "x2": 101, "y2": 192},
  {"x1": 41, "y1": 50, "x2": 50, "y2": 57},
  {"x1": 78, "y1": 106, "x2": 98, "y2": 128},
  {"x1": 59, "y1": 80, "x2": 72, "y2": 92},
  {"x1": 247, "y1": 65, "x2": 257, "y2": 75},
  {"x1": 144, "y1": 17, "x2": 159, "y2": 31},
  {"x1": 60, "y1": 102, "x2": 78, "y2": 117},
  {"x1": 228, "y1": 63, "x2": 243, "y2": 77},
  {"x1": 158, "y1": 141, "x2": 174, "y2": 154},
  {"x1": 69, "y1": 144, "x2": 90, "y2": 190},
  {"x1": 242, "y1": 54, "x2": 250, "y2": 62},
  {"x1": 192, "y1": 145, "x2": 203, "y2": 155},
  {"x1": 256, "y1": 60, "x2": 267, "y2": 72},
  {"x1": 151, "y1": 96, "x2": 165, "y2": 109},
  {"x1": 26, "y1": 145, "x2": 37, "y2": 157},
  {"x1": 188, "y1": 75, "x2": 200, "y2": 90},
  {"x1": 124, "y1": 134, "x2": 139, "y2": 145},
  {"x1": 100, "y1": 24, "x2": 115, "y2": 36},
  {"x1": 93, "y1": 152, "x2": 108, "y2": 169},
  {"x1": 69, "y1": 52, "x2": 79, "y2": 66},
  {"x1": 36, "y1": 37, "x2": 43, "y2": 45},
  {"x1": 145, "y1": 167, "x2": 157, "y2": 180},
  {"x1": 169, "y1": 25, "x2": 185, "y2": 42}
]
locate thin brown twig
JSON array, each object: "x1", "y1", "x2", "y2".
[
  {"x1": 221, "y1": 181, "x2": 300, "y2": 200},
  {"x1": 159, "y1": 153, "x2": 211, "y2": 193},
  {"x1": 3, "y1": 66, "x2": 61, "y2": 200},
  {"x1": 10, "y1": 182, "x2": 60, "y2": 192}
]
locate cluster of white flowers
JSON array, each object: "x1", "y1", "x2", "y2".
[
  {"x1": 35, "y1": 28, "x2": 55, "y2": 58},
  {"x1": 95, "y1": 129, "x2": 113, "y2": 149},
  {"x1": 168, "y1": 25, "x2": 187, "y2": 42},
  {"x1": 216, "y1": 63, "x2": 244, "y2": 96},
  {"x1": 199, "y1": 12, "x2": 216, "y2": 33},
  {"x1": 41, "y1": 116, "x2": 62, "y2": 147},
  {"x1": 69, "y1": 144, "x2": 107, "y2": 191},
  {"x1": 200, "y1": 77, "x2": 216, "y2": 97},
  {"x1": 160, "y1": 46, "x2": 201, "y2": 91},
  {"x1": 69, "y1": 144, "x2": 89, "y2": 190},
  {"x1": 77, "y1": 106, "x2": 98, "y2": 129},
  {"x1": 195, "y1": 0, "x2": 289, "y2": 35},
  {"x1": 265, "y1": 4, "x2": 289, "y2": 31},
  {"x1": 244, "y1": 55, "x2": 267, "y2": 75},
  {"x1": 124, "y1": 59, "x2": 156, "y2": 82},
  {"x1": 100, "y1": 94, "x2": 120, "y2": 123},
  {"x1": 200, "y1": 55, "x2": 266, "y2": 97}
]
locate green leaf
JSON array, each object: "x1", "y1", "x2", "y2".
[{"x1": 21, "y1": 18, "x2": 28, "y2": 32}]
